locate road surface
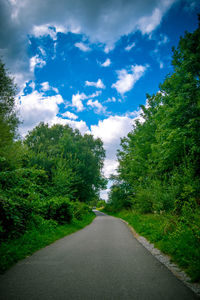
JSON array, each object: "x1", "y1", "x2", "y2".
[{"x1": 0, "y1": 210, "x2": 198, "y2": 299}]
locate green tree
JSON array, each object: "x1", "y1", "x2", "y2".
[
  {"x1": 110, "y1": 21, "x2": 200, "y2": 212},
  {"x1": 0, "y1": 59, "x2": 21, "y2": 171}
]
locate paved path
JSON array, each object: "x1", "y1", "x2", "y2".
[{"x1": 0, "y1": 211, "x2": 198, "y2": 299}]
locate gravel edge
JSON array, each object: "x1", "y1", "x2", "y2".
[{"x1": 120, "y1": 218, "x2": 200, "y2": 297}]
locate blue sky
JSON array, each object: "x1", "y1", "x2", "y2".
[{"x1": 0, "y1": 0, "x2": 199, "y2": 199}]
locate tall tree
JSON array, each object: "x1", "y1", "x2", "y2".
[
  {"x1": 109, "y1": 21, "x2": 200, "y2": 212},
  {"x1": 0, "y1": 59, "x2": 20, "y2": 170}
]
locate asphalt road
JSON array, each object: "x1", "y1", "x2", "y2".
[{"x1": 0, "y1": 210, "x2": 198, "y2": 300}]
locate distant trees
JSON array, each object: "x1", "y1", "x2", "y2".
[
  {"x1": 24, "y1": 122, "x2": 107, "y2": 203},
  {"x1": 108, "y1": 21, "x2": 200, "y2": 213}
]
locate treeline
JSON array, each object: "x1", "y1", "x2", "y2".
[
  {"x1": 105, "y1": 21, "x2": 200, "y2": 282},
  {"x1": 108, "y1": 22, "x2": 200, "y2": 214},
  {"x1": 0, "y1": 59, "x2": 106, "y2": 242}
]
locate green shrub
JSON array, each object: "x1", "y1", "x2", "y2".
[
  {"x1": 135, "y1": 189, "x2": 153, "y2": 213},
  {"x1": 73, "y1": 202, "x2": 91, "y2": 220},
  {"x1": 0, "y1": 197, "x2": 33, "y2": 240},
  {"x1": 0, "y1": 168, "x2": 48, "y2": 201},
  {"x1": 40, "y1": 196, "x2": 73, "y2": 224}
]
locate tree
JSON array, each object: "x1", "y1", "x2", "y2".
[
  {"x1": 110, "y1": 21, "x2": 200, "y2": 212},
  {"x1": 0, "y1": 58, "x2": 20, "y2": 170},
  {"x1": 24, "y1": 123, "x2": 107, "y2": 203}
]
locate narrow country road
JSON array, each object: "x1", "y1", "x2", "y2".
[{"x1": 0, "y1": 211, "x2": 198, "y2": 300}]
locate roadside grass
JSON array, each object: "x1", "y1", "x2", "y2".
[
  {"x1": 102, "y1": 209, "x2": 200, "y2": 283},
  {"x1": 0, "y1": 212, "x2": 95, "y2": 273}
]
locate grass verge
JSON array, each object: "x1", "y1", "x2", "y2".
[
  {"x1": 102, "y1": 209, "x2": 200, "y2": 283},
  {"x1": 0, "y1": 212, "x2": 95, "y2": 273}
]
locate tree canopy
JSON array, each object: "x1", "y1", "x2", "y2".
[{"x1": 108, "y1": 21, "x2": 200, "y2": 213}]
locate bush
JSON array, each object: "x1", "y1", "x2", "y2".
[
  {"x1": 0, "y1": 197, "x2": 33, "y2": 240},
  {"x1": 0, "y1": 168, "x2": 48, "y2": 201},
  {"x1": 73, "y1": 202, "x2": 91, "y2": 220},
  {"x1": 40, "y1": 196, "x2": 73, "y2": 224}
]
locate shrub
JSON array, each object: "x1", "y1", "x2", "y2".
[
  {"x1": 0, "y1": 168, "x2": 48, "y2": 201},
  {"x1": 73, "y1": 202, "x2": 91, "y2": 220},
  {"x1": 0, "y1": 197, "x2": 33, "y2": 240},
  {"x1": 40, "y1": 196, "x2": 73, "y2": 224}
]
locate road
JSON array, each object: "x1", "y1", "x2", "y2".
[{"x1": 0, "y1": 210, "x2": 198, "y2": 299}]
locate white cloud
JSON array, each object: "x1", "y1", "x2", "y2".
[
  {"x1": 29, "y1": 81, "x2": 35, "y2": 90},
  {"x1": 104, "y1": 45, "x2": 114, "y2": 53},
  {"x1": 1, "y1": 0, "x2": 176, "y2": 82},
  {"x1": 71, "y1": 92, "x2": 87, "y2": 111},
  {"x1": 32, "y1": 24, "x2": 57, "y2": 40},
  {"x1": 101, "y1": 58, "x2": 111, "y2": 67},
  {"x1": 38, "y1": 47, "x2": 46, "y2": 56},
  {"x1": 16, "y1": 91, "x2": 64, "y2": 136},
  {"x1": 158, "y1": 34, "x2": 169, "y2": 46},
  {"x1": 90, "y1": 115, "x2": 135, "y2": 177},
  {"x1": 50, "y1": 117, "x2": 88, "y2": 135},
  {"x1": 41, "y1": 81, "x2": 59, "y2": 93},
  {"x1": 69, "y1": 91, "x2": 103, "y2": 112},
  {"x1": 85, "y1": 79, "x2": 105, "y2": 89},
  {"x1": 104, "y1": 97, "x2": 116, "y2": 103},
  {"x1": 138, "y1": 8, "x2": 162, "y2": 35},
  {"x1": 87, "y1": 99, "x2": 106, "y2": 114},
  {"x1": 125, "y1": 42, "x2": 136, "y2": 51},
  {"x1": 41, "y1": 81, "x2": 51, "y2": 91},
  {"x1": 62, "y1": 111, "x2": 78, "y2": 120},
  {"x1": 89, "y1": 91, "x2": 102, "y2": 98},
  {"x1": 159, "y1": 61, "x2": 164, "y2": 69},
  {"x1": 16, "y1": 90, "x2": 89, "y2": 136},
  {"x1": 30, "y1": 55, "x2": 46, "y2": 73},
  {"x1": 112, "y1": 65, "x2": 147, "y2": 95},
  {"x1": 74, "y1": 42, "x2": 91, "y2": 52}
]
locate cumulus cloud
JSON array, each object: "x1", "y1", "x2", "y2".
[
  {"x1": 125, "y1": 42, "x2": 136, "y2": 51},
  {"x1": 104, "y1": 97, "x2": 117, "y2": 103},
  {"x1": 62, "y1": 111, "x2": 78, "y2": 120},
  {"x1": 41, "y1": 81, "x2": 59, "y2": 93},
  {"x1": 101, "y1": 58, "x2": 111, "y2": 67},
  {"x1": 50, "y1": 117, "x2": 88, "y2": 135},
  {"x1": 112, "y1": 64, "x2": 148, "y2": 95},
  {"x1": 16, "y1": 91, "x2": 89, "y2": 136},
  {"x1": 74, "y1": 42, "x2": 91, "y2": 52},
  {"x1": 87, "y1": 99, "x2": 106, "y2": 114},
  {"x1": 16, "y1": 91, "x2": 63, "y2": 135},
  {"x1": 71, "y1": 92, "x2": 88, "y2": 111},
  {"x1": 30, "y1": 55, "x2": 46, "y2": 73},
  {"x1": 90, "y1": 115, "x2": 135, "y2": 177},
  {"x1": 70, "y1": 91, "x2": 103, "y2": 112},
  {"x1": 0, "y1": 0, "x2": 176, "y2": 81},
  {"x1": 85, "y1": 79, "x2": 105, "y2": 89},
  {"x1": 32, "y1": 24, "x2": 58, "y2": 40}
]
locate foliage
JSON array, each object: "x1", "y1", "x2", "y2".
[
  {"x1": 24, "y1": 123, "x2": 107, "y2": 203},
  {"x1": 108, "y1": 22, "x2": 200, "y2": 215},
  {"x1": 40, "y1": 196, "x2": 73, "y2": 224},
  {"x1": 0, "y1": 59, "x2": 20, "y2": 171},
  {"x1": 96, "y1": 199, "x2": 106, "y2": 208},
  {"x1": 73, "y1": 201, "x2": 92, "y2": 220},
  {"x1": 0, "y1": 58, "x2": 104, "y2": 252},
  {"x1": 0, "y1": 196, "x2": 33, "y2": 240}
]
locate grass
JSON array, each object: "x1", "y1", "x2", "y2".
[
  {"x1": 103, "y1": 209, "x2": 200, "y2": 283},
  {"x1": 0, "y1": 212, "x2": 95, "y2": 273}
]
